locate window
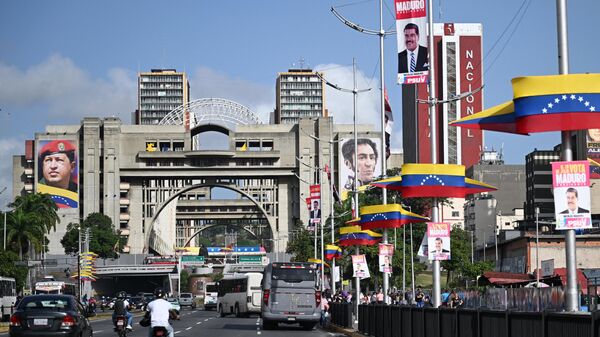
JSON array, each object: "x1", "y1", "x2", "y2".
[{"x1": 451, "y1": 211, "x2": 460, "y2": 217}]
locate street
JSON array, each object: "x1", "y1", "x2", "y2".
[{"x1": 83, "y1": 309, "x2": 341, "y2": 337}]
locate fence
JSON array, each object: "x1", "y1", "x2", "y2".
[
  {"x1": 330, "y1": 302, "x2": 353, "y2": 328},
  {"x1": 347, "y1": 304, "x2": 600, "y2": 337}
]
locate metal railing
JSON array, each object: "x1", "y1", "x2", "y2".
[{"x1": 339, "y1": 304, "x2": 600, "y2": 337}]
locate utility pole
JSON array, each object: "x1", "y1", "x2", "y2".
[
  {"x1": 556, "y1": 0, "x2": 578, "y2": 312},
  {"x1": 331, "y1": 0, "x2": 395, "y2": 305}
]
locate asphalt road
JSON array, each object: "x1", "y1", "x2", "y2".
[{"x1": 82, "y1": 308, "x2": 344, "y2": 337}]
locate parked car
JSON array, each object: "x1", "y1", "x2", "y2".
[
  {"x1": 178, "y1": 293, "x2": 194, "y2": 308},
  {"x1": 166, "y1": 298, "x2": 181, "y2": 314},
  {"x1": 9, "y1": 294, "x2": 93, "y2": 337}
]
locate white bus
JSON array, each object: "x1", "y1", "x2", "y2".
[
  {"x1": 217, "y1": 272, "x2": 262, "y2": 317},
  {"x1": 34, "y1": 281, "x2": 77, "y2": 296},
  {"x1": 203, "y1": 282, "x2": 218, "y2": 310},
  {"x1": 0, "y1": 276, "x2": 16, "y2": 320}
]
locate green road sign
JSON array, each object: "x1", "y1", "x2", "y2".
[
  {"x1": 239, "y1": 256, "x2": 262, "y2": 264},
  {"x1": 181, "y1": 256, "x2": 205, "y2": 265}
]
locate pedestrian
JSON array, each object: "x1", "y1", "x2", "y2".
[
  {"x1": 415, "y1": 288, "x2": 425, "y2": 308},
  {"x1": 320, "y1": 295, "x2": 330, "y2": 327}
]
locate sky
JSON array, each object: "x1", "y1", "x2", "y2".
[{"x1": 0, "y1": 0, "x2": 599, "y2": 208}]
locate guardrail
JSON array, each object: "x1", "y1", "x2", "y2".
[
  {"x1": 330, "y1": 304, "x2": 600, "y2": 337},
  {"x1": 95, "y1": 265, "x2": 176, "y2": 274}
]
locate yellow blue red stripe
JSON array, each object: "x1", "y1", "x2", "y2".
[
  {"x1": 451, "y1": 74, "x2": 600, "y2": 134},
  {"x1": 357, "y1": 204, "x2": 429, "y2": 230}
]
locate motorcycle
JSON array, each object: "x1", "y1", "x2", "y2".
[
  {"x1": 152, "y1": 326, "x2": 169, "y2": 337},
  {"x1": 114, "y1": 315, "x2": 128, "y2": 337}
]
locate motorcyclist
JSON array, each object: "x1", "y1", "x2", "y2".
[
  {"x1": 146, "y1": 288, "x2": 177, "y2": 337},
  {"x1": 113, "y1": 291, "x2": 133, "y2": 331}
]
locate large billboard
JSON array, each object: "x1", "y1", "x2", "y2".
[
  {"x1": 36, "y1": 139, "x2": 79, "y2": 208},
  {"x1": 395, "y1": 0, "x2": 429, "y2": 84},
  {"x1": 402, "y1": 23, "x2": 483, "y2": 169},
  {"x1": 338, "y1": 137, "x2": 383, "y2": 200},
  {"x1": 588, "y1": 128, "x2": 600, "y2": 179}
]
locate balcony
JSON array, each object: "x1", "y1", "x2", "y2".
[
  {"x1": 119, "y1": 198, "x2": 130, "y2": 206},
  {"x1": 119, "y1": 182, "x2": 130, "y2": 191},
  {"x1": 119, "y1": 213, "x2": 130, "y2": 222}
]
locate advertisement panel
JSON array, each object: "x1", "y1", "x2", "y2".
[
  {"x1": 338, "y1": 137, "x2": 382, "y2": 200},
  {"x1": 587, "y1": 128, "x2": 600, "y2": 179},
  {"x1": 352, "y1": 254, "x2": 370, "y2": 279},
  {"x1": 378, "y1": 243, "x2": 394, "y2": 273},
  {"x1": 552, "y1": 161, "x2": 592, "y2": 230},
  {"x1": 395, "y1": 0, "x2": 429, "y2": 84},
  {"x1": 308, "y1": 184, "x2": 321, "y2": 231},
  {"x1": 427, "y1": 222, "x2": 450, "y2": 261},
  {"x1": 36, "y1": 139, "x2": 79, "y2": 208}
]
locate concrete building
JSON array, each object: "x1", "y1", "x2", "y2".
[
  {"x1": 274, "y1": 68, "x2": 326, "y2": 124},
  {"x1": 13, "y1": 106, "x2": 377, "y2": 256},
  {"x1": 402, "y1": 23, "x2": 483, "y2": 169},
  {"x1": 484, "y1": 232, "x2": 600, "y2": 274},
  {"x1": 135, "y1": 69, "x2": 190, "y2": 125},
  {"x1": 525, "y1": 149, "x2": 561, "y2": 221}
]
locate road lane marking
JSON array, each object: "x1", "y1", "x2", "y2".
[
  {"x1": 196, "y1": 322, "x2": 202, "y2": 325},
  {"x1": 186, "y1": 327, "x2": 192, "y2": 330},
  {"x1": 175, "y1": 331, "x2": 181, "y2": 334}
]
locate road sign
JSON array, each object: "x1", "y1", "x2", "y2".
[
  {"x1": 181, "y1": 256, "x2": 204, "y2": 266},
  {"x1": 239, "y1": 256, "x2": 262, "y2": 264}
]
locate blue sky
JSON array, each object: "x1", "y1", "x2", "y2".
[{"x1": 0, "y1": 0, "x2": 598, "y2": 207}]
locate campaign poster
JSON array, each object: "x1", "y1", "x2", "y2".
[
  {"x1": 587, "y1": 128, "x2": 600, "y2": 179},
  {"x1": 36, "y1": 139, "x2": 79, "y2": 209},
  {"x1": 309, "y1": 185, "x2": 321, "y2": 230},
  {"x1": 378, "y1": 243, "x2": 394, "y2": 273},
  {"x1": 338, "y1": 138, "x2": 382, "y2": 200},
  {"x1": 552, "y1": 161, "x2": 592, "y2": 230},
  {"x1": 352, "y1": 254, "x2": 370, "y2": 279},
  {"x1": 417, "y1": 232, "x2": 429, "y2": 258},
  {"x1": 427, "y1": 222, "x2": 451, "y2": 261},
  {"x1": 395, "y1": 0, "x2": 429, "y2": 84}
]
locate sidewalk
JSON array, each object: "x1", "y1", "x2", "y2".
[{"x1": 326, "y1": 321, "x2": 366, "y2": 337}]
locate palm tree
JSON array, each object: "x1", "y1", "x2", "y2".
[
  {"x1": 6, "y1": 193, "x2": 59, "y2": 259},
  {"x1": 10, "y1": 194, "x2": 59, "y2": 234},
  {"x1": 6, "y1": 210, "x2": 46, "y2": 260}
]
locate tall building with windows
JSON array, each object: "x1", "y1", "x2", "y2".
[
  {"x1": 274, "y1": 68, "x2": 326, "y2": 124},
  {"x1": 135, "y1": 69, "x2": 190, "y2": 125},
  {"x1": 525, "y1": 148, "x2": 561, "y2": 222},
  {"x1": 402, "y1": 23, "x2": 483, "y2": 168}
]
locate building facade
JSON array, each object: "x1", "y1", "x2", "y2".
[
  {"x1": 402, "y1": 23, "x2": 483, "y2": 169},
  {"x1": 525, "y1": 149, "x2": 561, "y2": 221},
  {"x1": 135, "y1": 69, "x2": 190, "y2": 125},
  {"x1": 13, "y1": 114, "x2": 377, "y2": 256},
  {"x1": 274, "y1": 68, "x2": 326, "y2": 124}
]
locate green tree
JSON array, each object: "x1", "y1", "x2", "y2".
[
  {"x1": 442, "y1": 227, "x2": 494, "y2": 287},
  {"x1": 5, "y1": 193, "x2": 59, "y2": 259},
  {"x1": 61, "y1": 213, "x2": 124, "y2": 259},
  {"x1": 286, "y1": 229, "x2": 315, "y2": 262},
  {"x1": 180, "y1": 269, "x2": 190, "y2": 292},
  {"x1": 0, "y1": 250, "x2": 28, "y2": 292}
]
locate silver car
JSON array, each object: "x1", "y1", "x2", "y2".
[{"x1": 178, "y1": 293, "x2": 194, "y2": 308}]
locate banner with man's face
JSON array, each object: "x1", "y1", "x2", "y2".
[
  {"x1": 338, "y1": 138, "x2": 382, "y2": 200},
  {"x1": 587, "y1": 128, "x2": 600, "y2": 179},
  {"x1": 36, "y1": 139, "x2": 79, "y2": 209},
  {"x1": 427, "y1": 222, "x2": 450, "y2": 261},
  {"x1": 552, "y1": 161, "x2": 592, "y2": 230},
  {"x1": 395, "y1": 0, "x2": 429, "y2": 84}
]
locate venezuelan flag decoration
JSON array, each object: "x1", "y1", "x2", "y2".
[
  {"x1": 358, "y1": 204, "x2": 429, "y2": 230},
  {"x1": 338, "y1": 225, "x2": 382, "y2": 247},
  {"x1": 308, "y1": 258, "x2": 330, "y2": 268},
  {"x1": 451, "y1": 74, "x2": 600, "y2": 134},
  {"x1": 325, "y1": 244, "x2": 343, "y2": 260},
  {"x1": 72, "y1": 251, "x2": 98, "y2": 281},
  {"x1": 371, "y1": 163, "x2": 496, "y2": 198}
]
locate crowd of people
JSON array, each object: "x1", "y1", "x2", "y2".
[{"x1": 324, "y1": 287, "x2": 466, "y2": 309}]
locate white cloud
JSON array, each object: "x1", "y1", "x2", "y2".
[
  {"x1": 0, "y1": 138, "x2": 22, "y2": 208},
  {"x1": 314, "y1": 63, "x2": 381, "y2": 130},
  {"x1": 0, "y1": 54, "x2": 136, "y2": 120},
  {"x1": 188, "y1": 67, "x2": 274, "y2": 123}
]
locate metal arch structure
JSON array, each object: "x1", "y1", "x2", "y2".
[{"x1": 159, "y1": 98, "x2": 263, "y2": 131}]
